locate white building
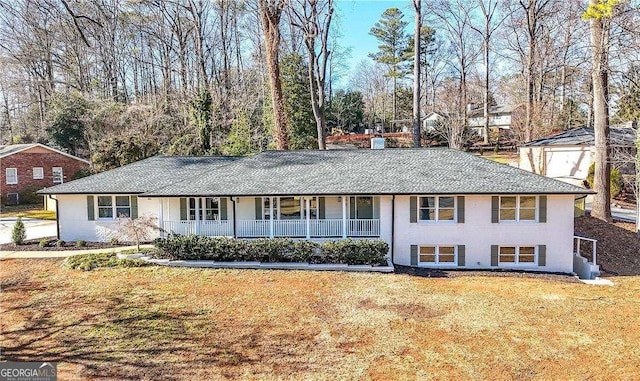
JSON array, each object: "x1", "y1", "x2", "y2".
[
  {"x1": 40, "y1": 148, "x2": 592, "y2": 275},
  {"x1": 518, "y1": 125, "x2": 637, "y2": 186},
  {"x1": 468, "y1": 105, "x2": 513, "y2": 138}
]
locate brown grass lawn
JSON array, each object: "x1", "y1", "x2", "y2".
[{"x1": 2, "y1": 260, "x2": 639, "y2": 380}]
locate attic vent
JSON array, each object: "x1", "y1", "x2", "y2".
[{"x1": 370, "y1": 137, "x2": 385, "y2": 149}]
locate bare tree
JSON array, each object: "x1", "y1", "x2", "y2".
[
  {"x1": 412, "y1": 0, "x2": 421, "y2": 147},
  {"x1": 288, "y1": 0, "x2": 334, "y2": 150},
  {"x1": 259, "y1": 0, "x2": 289, "y2": 150},
  {"x1": 430, "y1": 0, "x2": 481, "y2": 149},
  {"x1": 585, "y1": 0, "x2": 618, "y2": 221},
  {"x1": 469, "y1": 0, "x2": 505, "y2": 144}
]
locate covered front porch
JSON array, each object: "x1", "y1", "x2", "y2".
[{"x1": 158, "y1": 195, "x2": 383, "y2": 239}]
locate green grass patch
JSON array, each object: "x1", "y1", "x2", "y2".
[
  {"x1": 63, "y1": 252, "x2": 151, "y2": 271},
  {"x1": 119, "y1": 248, "x2": 157, "y2": 256},
  {"x1": 0, "y1": 205, "x2": 56, "y2": 220}
]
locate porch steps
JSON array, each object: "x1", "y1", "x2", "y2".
[
  {"x1": 573, "y1": 253, "x2": 600, "y2": 280},
  {"x1": 140, "y1": 257, "x2": 395, "y2": 273}
]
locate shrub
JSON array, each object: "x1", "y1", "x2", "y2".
[
  {"x1": 12, "y1": 217, "x2": 27, "y2": 245},
  {"x1": 64, "y1": 252, "x2": 150, "y2": 271},
  {"x1": 110, "y1": 237, "x2": 119, "y2": 246},
  {"x1": 19, "y1": 186, "x2": 42, "y2": 205},
  {"x1": 320, "y1": 239, "x2": 389, "y2": 266},
  {"x1": 586, "y1": 162, "x2": 623, "y2": 198},
  {"x1": 55, "y1": 240, "x2": 65, "y2": 247},
  {"x1": 153, "y1": 236, "x2": 388, "y2": 266},
  {"x1": 39, "y1": 238, "x2": 49, "y2": 248},
  {"x1": 76, "y1": 240, "x2": 86, "y2": 247}
]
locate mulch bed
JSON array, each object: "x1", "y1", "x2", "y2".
[
  {"x1": 574, "y1": 216, "x2": 640, "y2": 276},
  {"x1": 394, "y1": 264, "x2": 579, "y2": 282},
  {"x1": 0, "y1": 237, "x2": 128, "y2": 251}
]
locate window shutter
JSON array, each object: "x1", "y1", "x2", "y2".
[
  {"x1": 410, "y1": 245, "x2": 418, "y2": 266},
  {"x1": 457, "y1": 196, "x2": 465, "y2": 223},
  {"x1": 491, "y1": 245, "x2": 499, "y2": 266},
  {"x1": 349, "y1": 197, "x2": 356, "y2": 219},
  {"x1": 491, "y1": 196, "x2": 499, "y2": 223},
  {"x1": 318, "y1": 197, "x2": 325, "y2": 219},
  {"x1": 458, "y1": 245, "x2": 465, "y2": 266},
  {"x1": 130, "y1": 196, "x2": 138, "y2": 219},
  {"x1": 87, "y1": 196, "x2": 95, "y2": 221},
  {"x1": 539, "y1": 196, "x2": 547, "y2": 223},
  {"x1": 538, "y1": 245, "x2": 547, "y2": 266},
  {"x1": 255, "y1": 197, "x2": 263, "y2": 220},
  {"x1": 410, "y1": 196, "x2": 417, "y2": 223},
  {"x1": 179, "y1": 198, "x2": 187, "y2": 221},
  {"x1": 220, "y1": 197, "x2": 228, "y2": 220}
]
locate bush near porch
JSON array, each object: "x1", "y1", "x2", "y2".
[{"x1": 152, "y1": 236, "x2": 389, "y2": 266}]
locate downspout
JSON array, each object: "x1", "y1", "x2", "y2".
[
  {"x1": 230, "y1": 197, "x2": 237, "y2": 238},
  {"x1": 48, "y1": 195, "x2": 59, "y2": 240},
  {"x1": 391, "y1": 195, "x2": 395, "y2": 265}
]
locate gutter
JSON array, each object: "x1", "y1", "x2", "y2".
[{"x1": 230, "y1": 197, "x2": 237, "y2": 238}]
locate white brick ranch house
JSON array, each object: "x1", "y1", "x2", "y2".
[{"x1": 39, "y1": 148, "x2": 593, "y2": 274}]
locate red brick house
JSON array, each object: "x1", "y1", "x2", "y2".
[{"x1": 0, "y1": 143, "x2": 90, "y2": 206}]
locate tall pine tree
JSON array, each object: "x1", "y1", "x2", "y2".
[{"x1": 369, "y1": 8, "x2": 410, "y2": 128}]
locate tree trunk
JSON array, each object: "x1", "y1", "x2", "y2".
[
  {"x1": 259, "y1": 0, "x2": 288, "y2": 150},
  {"x1": 392, "y1": 75, "x2": 397, "y2": 131},
  {"x1": 412, "y1": 0, "x2": 421, "y2": 148},
  {"x1": 589, "y1": 11, "x2": 612, "y2": 221},
  {"x1": 307, "y1": 47, "x2": 326, "y2": 150},
  {"x1": 482, "y1": 26, "x2": 490, "y2": 144}
]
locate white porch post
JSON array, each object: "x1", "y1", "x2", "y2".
[
  {"x1": 158, "y1": 198, "x2": 164, "y2": 238},
  {"x1": 306, "y1": 197, "x2": 311, "y2": 239},
  {"x1": 195, "y1": 197, "x2": 201, "y2": 235},
  {"x1": 342, "y1": 196, "x2": 347, "y2": 239},
  {"x1": 269, "y1": 197, "x2": 274, "y2": 238}
]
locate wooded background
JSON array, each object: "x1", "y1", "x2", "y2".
[{"x1": 0, "y1": 0, "x2": 638, "y2": 173}]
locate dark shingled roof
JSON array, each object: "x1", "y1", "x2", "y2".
[
  {"x1": 38, "y1": 156, "x2": 239, "y2": 194},
  {"x1": 521, "y1": 126, "x2": 637, "y2": 147},
  {"x1": 140, "y1": 148, "x2": 590, "y2": 197}
]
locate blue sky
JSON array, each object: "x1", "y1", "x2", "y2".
[{"x1": 333, "y1": 0, "x2": 413, "y2": 87}]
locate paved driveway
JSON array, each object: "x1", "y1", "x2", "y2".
[
  {"x1": 585, "y1": 199, "x2": 637, "y2": 223},
  {"x1": 0, "y1": 218, "x2": 57, "y2": 244}
]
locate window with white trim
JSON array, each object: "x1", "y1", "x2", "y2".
[
  {"x1": 97, "y1": 195, "x2": 131, "y2": 219},
  {"x1": 262, "y1": 197, "x2": 318, "y2": 220},
  {"x1": 499, "y1": 246, "x2": 536, "y2": 264},
  {"x1": 33, "y1": 167, "x2": 44, "y2": 179},
  {"x1": 499, "y1": 196, "x2": 537, "y2": 221},
  {"x1": 5, "y1": 168, "x2": 17, "y2": 184},
  {"x1": 115, "y1": 196, "x2": 131, "y2": 218},
  {"x1": 52, "y1": 167, "x2": 63, "y2": 183},
  {"x1": 419, "y1": 196, "x2": 455, "y2": 221},
  {"x1": 188, "y1": 197, "x2": 219, "y2": 220},
  {"x1": 419, "y1": 245, "x2": 456, "y2": 264},
  {"x1": 97, "y1": 196, "x2": 114, "y2": 219}
]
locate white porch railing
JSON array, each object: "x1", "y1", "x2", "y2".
[
  {"x1": 273, "y1": 219, "x2": 307, "y2": 237},
  {"x1": 574, "y1": 235, "x2": 597, "y2": 265},
  {"x1": 163, "y1": 220, "x2": 233, "y2": 237},
  {"x1": 163, "y1": 219, "x2": 381, "y2": 238},
  {"x1": 237, "y1": 220, "x2": 271, "y2": 238},
  {"x1": 310, "y1": 219, "x2": 343, "y2": 237},
  {"x1": 348, "y1": 219, "x2": 380, "y2": 237}
]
